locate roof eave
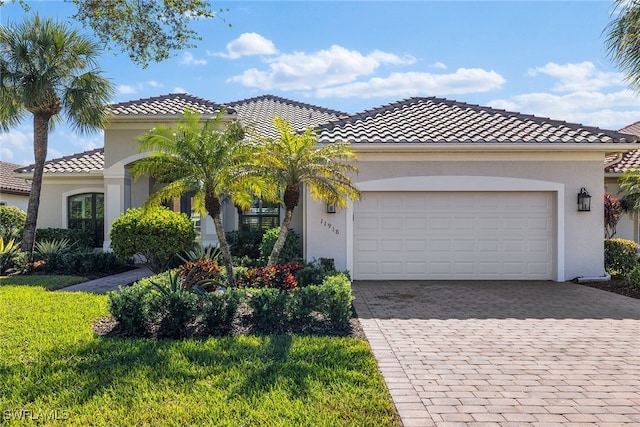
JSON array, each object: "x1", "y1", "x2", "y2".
[
  {"x1": 14, "y1": 170, "x2": 104, "y2": 180},
  {"x1": 107, "y1": 112, "x2": 237, "y2": 123},
  {"x1": 342, "y1": 142, "x2": 640, "y2": 153}
]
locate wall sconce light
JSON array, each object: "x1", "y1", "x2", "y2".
[
  {"x1": 326, "y1": 203, "x2": 337, "y2": 214},
  {"x1": 577, "y1": 187, "x2": 591, "y2": 212}
]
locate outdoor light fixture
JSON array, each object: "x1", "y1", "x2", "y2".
[
  {"x1": 577, "y1": 187, "x2": 591, "y2": 212},
  {"x1": 326, "y1": 203, "x2": 337, "y2": 214}
]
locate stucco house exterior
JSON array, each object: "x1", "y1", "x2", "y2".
[
  {"x1": 0, "y1": 161, "x2": 30, "y2": 211},
  {"x1": 604, "y1": 121, "x2": 640, "y2": 244},
  {"x1": 13, "y1": 93, "x2": 639, "y2": 281}
]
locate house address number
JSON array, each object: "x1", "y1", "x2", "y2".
[{"x1": 320, "y1": 219, "x2": 340, "y2": 234}]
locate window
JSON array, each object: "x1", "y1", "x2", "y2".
[
  {"x1": 240, "y1": 197, "x2": 280, "y2": 231},
  {"x1": 68, "y1": 193, "x2": 104, "y2": 247},
  {"x1": 166, "y1": 192, "x2": 201, "y2": 238}
]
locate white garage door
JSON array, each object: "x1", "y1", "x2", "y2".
[{"x1": 353, "y1": 191, "x2": 555, "y2": 280}]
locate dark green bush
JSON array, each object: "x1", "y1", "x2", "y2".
[
  {"x1": 246, "y1": 287, "x2": 288, "y2": 332},
  {"x1": 288, "y1": 285, "x2": 322, "y2": 324},
  {"x1": 110, "y1": 207, "x2": 196, "y2": 273},
  {"x1": 604, "y1": 238, "x2": 639, "y2": 276},
  {"x1": 259, "y1": 227, "x2": 301, "y2": 263},
  {"x1": 295, "y1": 259, "x2": 338, "y2": 287},
  {"x1": 147, "y1": 290, "x2": 198, "y2": 338},
  {"x1": 627, "y1": 265, "x2": 640, "y2": 290},
  {"x1": 35, "y1": 251, "x2": 130, "y2": 275},
  {"x1": 226, "y1": 229, "x2": 264, "y2": 259},
  {"x1": 35, "y1": 228, "x2": 93, "y2": 251},
  {"x1": 0, "y1": 205, "x2": 26, "y2": 241},
  {"x1": 200, "y1": 289, "x2": 241, "y2": 334},
  {"x1": 320, "y1": 274, "x2": 354, "y2": 328},
  {"x1": 108, "y1": 284, "x2": 151, "y2": 336}
]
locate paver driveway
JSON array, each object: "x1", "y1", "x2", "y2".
[{"x1": 352, "y1": 281, "x2": 640, "y2": 427}]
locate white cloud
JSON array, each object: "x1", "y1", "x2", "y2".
[
  {"x1": 180, "y1": 52, "x2": 207, "y2": 66},
  {"x1": 315, "y1": 68, "x2": 506, "y2": 99},
  {"x1": 228, "y1": 45, "x2": 416, "y2": 90},
  {"x1": 431, "y1": 62, "x2": 448, "y2": 70},
  {"x1": 147, "y1": 80, "x2": 164, "y2": 88},
  {"x1": 55, "y1": 130, "x2": 103, "y2": 153},
  {"x1": 173, "y1": 87, "x2": 187, "y2": 93},
  {"x1": 0, "y1": 128, "x2": 31, "y2": 161},
  {"x1": 489, "y1": 89, "x2": 640, "y2": 129},
  {"x1": 528, "y1": 61, "x2": 623, "y2": 92},
  {"x1": 212, "y1": 32, "x2": 278, "y2": 59},
  {"x1": 117, "y1": 85, "x2": 138, "y2": 95}
]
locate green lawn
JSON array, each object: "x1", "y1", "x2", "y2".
[
  {"x1": 0, "y1": 283, "x2": 399, "y2": 426},
  {"x1": 0, "y1": 274, "x2": 88, "y2": 290}
]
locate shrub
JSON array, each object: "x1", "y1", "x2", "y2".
[
  {"x1": 259, "y1": 227, "x2": 301, "y2": 263},
  {"x1": 0, "y1": 237, "x2": 22, "y2": 274},
  {"x1": 288, "y1": 285, "x2": 322, "y2": 324},
  {"x1": 200, "y1": 289, "x2": 241, "y2": 334},
  {"x1": 0, "y1": 205, "x2": 26, "y2": 241},
  {"x1": 177, "y1": 259, "x2": 223, "y2": 291},
  {"x1": 226, "y1": 229, "x2": 264, "y2": 259},
  {"x1": 236, "y1": 262, "x2": 304, "y2": 291},
  {"x1": 295, "y1": 259, "x2": 339, "y2": 287},
  {"x1": 110, "y1": 207, "x2": 196, "y2": 273},
  {"x1": 246, "y1": 288, "x2": 288, "y2": 332},
  {"x1": 108, "y1": 284, "x2": 151, "y2": 336},
  {"x1": 147, "y1": 272, "x2": 198, "y2": 338},
  {"x1": 604, "y1": 238, "x2": 639, "y2": 276},
  {"x1": 320, "y1": 274, "x2": 354, "y2": 328},
  {"x1": 36, "y1": 228, "x2": 93, "y2": 251},
  {"x1": 179, "y1": 244, "x2": 221, "y2": 262},
  {"x1": 35, "y1": 238, "x2": 72, "y2": 255},
  {"x1": 627, "y1": 265, "x2": 640, "y2": 290},
  {"x1": 34, "y1": 251, "x2": 130, "y2": 275}
]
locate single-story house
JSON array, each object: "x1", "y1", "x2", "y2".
[
  {"x1": 604, "y1": 121, "x2": 640, "y2": 244},
  {"x1": 14, "y1": 93, "x2": 640, "y2": 281},
  {"x1": 0, "y1": 161, "x2": 30, "y2": 211}
]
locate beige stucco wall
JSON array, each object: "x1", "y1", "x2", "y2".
[
  {"x1": 0, "y1": 192, "x2": 29, "y2": 212},
  {"x1": 33, "y1": 176, "x2": 104, "y2": 229},
  {"x1": 304, "y1": 149, "x2": 607, "y2": 281}
]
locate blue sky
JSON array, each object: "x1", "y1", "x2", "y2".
[{"x1": 1, "y1": 0, "x2": 639, "y2": 166}]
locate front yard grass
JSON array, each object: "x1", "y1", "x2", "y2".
[
  {"x1": 0, "y1": 274, "x2": 88, "y2": 290},
  {"x1": 0, "y1": 284, "x2": 399, "y2": 426}
]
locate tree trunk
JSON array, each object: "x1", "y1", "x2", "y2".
[
  {"x1": 21, "y1": 113, "x2": 51, "y2": 254},
  {"x1": 205, "y1": 192, "x2": 235, "y2": 287},
  {"x1": 267, "y1": 207, "x2": 294, "y2": 266}
]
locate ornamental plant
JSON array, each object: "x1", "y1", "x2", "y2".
[
  {"x1": 177, "y1": 259, "x2": 223, "y2": 292},
  {"x1": 237, "y1": 262, "x2": 304, "y2": 291},
  {"x1": 110, "y1": 206, "x2": 196, "y2": 273}
]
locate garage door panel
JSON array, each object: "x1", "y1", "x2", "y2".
[{"x1": 353, "y1": 191, "x2": 554, "y2": 280}]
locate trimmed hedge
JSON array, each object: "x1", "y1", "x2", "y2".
[
  {"x1": 0, "y1": 205, "x2": 26, "y2": 241},
  {"x1": 36, "y1": 228, "x2": 93, "y2": 251},
  {"x1": 604, "y1": 238, "x2": 639, "y2": 276}
]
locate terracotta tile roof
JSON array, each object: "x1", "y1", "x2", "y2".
[
  {"x1": 604, "y1": 122, "x2": 640, "y2": 173},
  {"x1": 108, "y1": 93, "x2": 232, "y2": 116},
  {"x1": 317, "y1": 97, "x2": 638, "y2": 144},
  {"x1": 15, "y1": 148, "x2": 104, "y2": 174},
  {"x1": 0, "y1": 161, "x2": 30, "y2": 194},
  {"x1": 228, "y1": 95, "x2": 346, "y2": 139}
]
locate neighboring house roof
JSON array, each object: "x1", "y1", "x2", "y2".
[
  {"x1": 605, "y1": 121, "x2": 640, "y2": 174},
  {"x1": 0, "y1": 161, "x2": 30, "y2": 194},
  {"x1": 317, "y1": 97, "x2": 638, "y2": 144},
  {"x1": 108, "y1": 93, "x2": 233, "y2": 116},
  {"x1": 14, "y1": 148, "x2": 104, "y2": 174},
  {"x1": 228, "y1": 94, "x2": 346, "y2": 139}
]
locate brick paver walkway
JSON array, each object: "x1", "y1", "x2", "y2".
[
  {"x1": 352, "y1": 281, "x2": 640, "y2": 427},
  {"x1": 61, "y1": 265, "x2": 153, "y2": 293}
]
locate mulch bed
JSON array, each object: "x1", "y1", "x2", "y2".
[{"x1": 576, "y1": 276, "x2": 640, "y2": 300}]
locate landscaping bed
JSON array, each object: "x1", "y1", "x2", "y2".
[{"x1": 577, "y1": 276, "x2": 640, "y2": 299}]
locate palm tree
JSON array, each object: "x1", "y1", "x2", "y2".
[
  {"x1": 129, "y1": 109, "x2": 262, "y2": 287},
  {"x1": 255, "y1": 116, "x2": 361, "y2": 266},
  {"x1": 0, "y1": 14, "x2": 114, "y2": 253},
  {"x1": 606, "y1": 0, "x2": 640, "y2": 89}
]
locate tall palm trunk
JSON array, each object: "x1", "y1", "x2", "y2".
[
  {"x1": 205, "y1": 192, "x2": 235, "y2": 287},
  {"x1": 267, "y1": 207, "x2": 294, "y2": 266},
  {"x1": 21, "y1": 113, "x2": 51, "y2": 253}
]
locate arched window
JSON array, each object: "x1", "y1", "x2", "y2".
[{"x1": 68, "y1": 193, "x2": 104, "y2": 247}]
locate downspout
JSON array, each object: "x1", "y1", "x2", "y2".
[{"x1": 604, "y1": 152, "x2": 623, "y2": 169}]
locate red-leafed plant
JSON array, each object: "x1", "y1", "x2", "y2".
[
  {"x1": 177, "y1": 259, "x2": 223, "y2": 292},
  {"x1": 237, "y1": 262, "x2": 304, "y2": 291},
  {"x1": 604, "y1": 192, "x2": 623, "y2": 239}
]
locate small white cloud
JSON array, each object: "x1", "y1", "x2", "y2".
[
  {"x1": 212, "y1": 32, "x2": 278, "y2": 59},
  {"x1": 528, "y1": 61, "x2": 623, "y2": 92},
  {"x1": 173, "y1": 87, "x2": 187, "y2": 93},
  {"x1": 228, "y1": 45, "x2": 416, "y2": 90},
  {"x1": 489, "y1": 89, "x2": 640, "y2": 129},
  {"x1": 180, "y1": 52, "x2": 207, "y2": 66},
  {"x1": 315, "y1": 68, "x2": 506, "y2": 99},
  {"x1": 117, "y1": 85, "x2": 138, "y2": 95},
  {"x1": 147, "y1": 80, "x2": 164, "y2": 88},
  {"x1": 431, "y1": 62, "x2": 447, "y2": 70}
]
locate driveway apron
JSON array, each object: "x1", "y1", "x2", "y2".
[{"x1": 352, "y1": 281, "x2": 640, "y2": 427}]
